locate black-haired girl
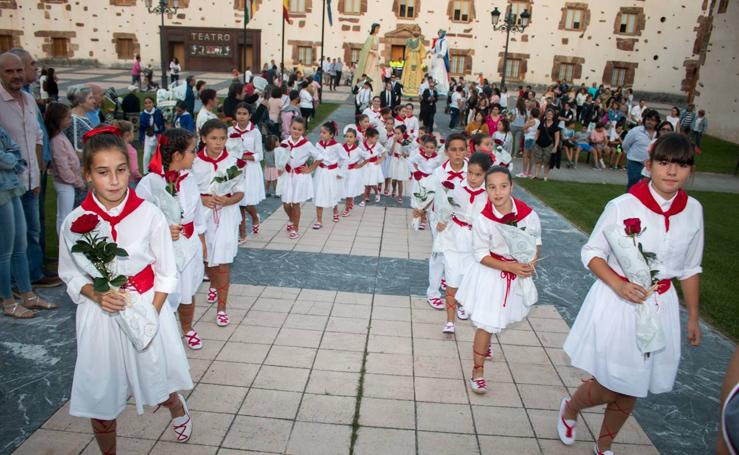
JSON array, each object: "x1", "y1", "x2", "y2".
[{"x1": 313, "y1": 121, "x2": 346, "y2": 228}]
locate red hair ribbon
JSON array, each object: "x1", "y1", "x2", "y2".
[
  {"x1": 82, "y1": 125, "x2": 123, "y2": 143},
  {"x1": 147, "y1": 135, "x2": 169, "y2": 175}
]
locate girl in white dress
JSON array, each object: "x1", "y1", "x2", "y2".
[
  {"x1": 456, "y1": 166, "x2": 541, "y2": 394},
  {"x1": 439, "y1": 152, "x2": 492, "y2": 333},
  {"x1": 313, "y1": 121, "x2": 347, "y2": 228},
  {"x1": 58, "y1": 128, "x2": 193, "y2": 453},
  {"x1": 137, "y1": 128, "x2": 206, "y2": 350},
  {"x1": 558, "y1": 134, "x2": 703, "y2": 455},
  {"x1": 403, "y1": 103, "x2": 420, "y2": 137},
  {"x1": 408, "y1": 135, "x2": 444, "y2": 227},
  {"x1": 279, "y1": 117, "x2": 324, "y2": 239},
  {"x1": 192, "y1": 119, "x2": 245, "y2": 328},
  {"x1": 358, "y1": 127, "x2": 385, "y2": 206},
  {"x1": 380, "y1": 117, "x2": 396, "y2": 196},
  {"x1": 340, "y1": 128, "x2": 364, "y2": 217},
  {"x1": 228, "y1": 103, "x2": 265, "y2": 243},
  {"x1": 389, "y1": 124, "x2": 413, "y2": 203},
  {"x1": 343, "y1": 114, "x2": 371, "y2": 145}
]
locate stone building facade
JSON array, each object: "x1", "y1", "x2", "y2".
[{"x1": 0, "y1": 0, "x2": 734, "y2": 138}]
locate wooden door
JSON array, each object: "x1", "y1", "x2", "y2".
[
  {"x1": 172, "y1": 42, "x2": 186, "y2": 69},
  {"x1": 391, "y1": 45, "x2": 406, "y2": 61},
  {"x1": 239, "y1": 45, "x2": 254, "y2": 72}
]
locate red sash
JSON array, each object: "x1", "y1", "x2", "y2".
[
  {"x1": 348, "y1": 163, "x2": 361, "y2": 170},
  {"x1": 615, "y1": 273, "x2": 672, "y2": 295},
  {"x1": 490, "y1": 252, "x2": 516, "y2": 307},
  {"x1": 451, "y1": 215, "x2": 471, "y2": 229},
  {"x1": 319, "y1": 163, "x2": 339, "y2": 170},
  {"x1": 122, "y1": 264, "x2": 155, "y2": 294},
  {"x1": 285, "y1": 163, "x2": 308, "y2": 174},
  {"x1": 182, "y1": 221, "x2": 195, "y2": 238}
]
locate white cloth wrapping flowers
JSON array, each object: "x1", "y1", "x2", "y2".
[
  {"x1": 410, "y1": 176, "x2": 436, "y2": 231},
  {"x1": 69, "y1": 220, "x2": 159, "y2": 351},
  {"x1": 431, "y1": 178, "x2": 455, "y2": 254},
  {"x1": 496, "y1": 222, "x2": 539, "y2": 307},
  {"x1": 603, "y1": 224, "x2": 666, "y2": 354},
  {"x1": 146, "y1": 183, "x2": 197, "y2": 274},
  {"x1": 274, "y1": 146, "x2": 290, "y2": 196}
]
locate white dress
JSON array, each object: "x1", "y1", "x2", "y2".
[
  {"x1": 437, "y1": 180, "x2": 488, "y2": 288},
  {"x1": 192, "y1": 149, "x2": 243, "y2": 267},
  {"x1": 313, "y1": 140, "x2": 347, "y2": 208},
  {"x1": 563, "y1": 182, "x2": 704, "y2": 398},
  {"x1": 360, "y1": 140, "x2": 385, "y2": 186},
  {"x1": 389, "y1": 138, "x2": 413, "y2": 181},
  {"x1": 341, "y1": 143, "x2": 365, "y2": 198},
  {"x1": 228, "y1": 123, "x2": 266, "y2": 206},
  {"x1": 59, "y1": 191, "x2": 193, "y2": 420},
  {"x1": 362, "y1": 107, "x2": 383, "y2": 128},
  {"x1": 278, "y1": 137, "x2": 324, "y2": 204},
  {"x1": 403, "y1": 116, "x2": 420, "y2": 137},
  {"x1": 456, "y1": 198, "x2": 542, "y2": 334},
  {"x1": 408, "y1": 151, "x2": 443, "y2": 208},
  {"x1": 342, "y1": 124, "x2": 366, "y2": 144},
  {"x1": 136, "y1": 171, "x2": 205, "y2": 310},
  {"x1": 380, "y1": 132, "x2": 395, "y2": 179}
]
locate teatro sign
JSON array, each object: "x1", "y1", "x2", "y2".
[{"x1": 188, "y1": 30, "x2": 234, "y2": 58}]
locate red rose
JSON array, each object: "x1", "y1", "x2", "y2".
[
  {"x1": 623, "y1": 218, "x2": 642, "y2": 236},
  {"x1": 500, "y1": 212, "x2": 517, "y2": 226},
  {"x1": 236, "y1": 159, "x2": 247, "y2": 169},
  {"x1": 70, "y1": 213, "x2": 100, "y2": 234},
  {"x1": 441, "y1": 180, "x2": 455, "y2": 190},
  {"x1": 229, "y1": 133, "x2": 241, "y2": 139},
  {"x1": 164, "y1": 170, "x2": 179, "y2": 184},
  {"x1": 439, "y1": 139, "x2": 446, "y2": 144}
]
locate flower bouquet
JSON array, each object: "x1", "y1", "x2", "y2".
[
  {"x1": 410, "y1": 176, "x2": 436, "y2": 231},
  {"x1": 431, "y1": 179, "x2": 461, "y2": 253},
  {"x1": 68, "y1": 213, "x2": 159, "y2": 351},
  {"x1": 496, "y1": 213, "x2": 539, "y2": 307},
  {"x1": 226, "y1": 132, "x2": 244, "y2": 157},
  {"x1": 207, "y1": 158, "x2": 246, "y2": 225},
  {"x1": 274, "y1": 145, "x2": 289, "y2": 196},
  {"x1": 603, "y1": 217, "x2": 665, "y2": 354},
  {"x1": 399, "y1": 133, "x2": 414, "y2": 156},
  {"x1": 493, "y1": 145, "x2": 512, "y2": 168},
  {"x1": 149, "y1": 171, "x2": 197, "y2": 273}
]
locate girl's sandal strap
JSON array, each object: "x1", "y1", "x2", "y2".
[
  {"x1": 22, "y1": 294, "x2": 58, "y2": 310},
  {"x1": 3, "y1": 303, "x2": 37, "y2": 319}
]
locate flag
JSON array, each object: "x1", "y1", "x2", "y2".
[
  {"x1": 283, "y1": 0, "x2": 291, "y2": 23},
  {"x1": 327, "y1": 0, "x2": 333, "y2": 26},
  {"x1": 245, "y1": 0, "x2": 256, "y2": 22}
]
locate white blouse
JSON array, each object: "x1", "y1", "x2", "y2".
[
  {"x1": 316, "y1": 141, "x2": 347, "y2": 168},
  {"x1": 472, "y1": 201, "x2": 542, "y2": 263},
  {"x1": 228, "y1": 123, "x2": 264, "y2": 163}
]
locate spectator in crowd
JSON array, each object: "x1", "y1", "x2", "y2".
[
  {"x1": 173, "y1": 100, "x2": 195, "y2": 133},
  {"x1": 193, "y1": 80, "x2": 207, "y2": 115},
  {"x1": 420, "y1": 79, "x2": 438, "y2": 132},
  {"x1": 65, "y1": 85, "x2": 95, "y2": 153},
  {"x1": 139, "y1": 96, "x2": 165, "y2": 172},
  {"x1": 692, "y1": 109, "x2": 707, "y2": 146},
  {"x1": 531, "y1": 108, "x2": 560, "y2": 181},
  {"x1": 680, "y1": 103, "x2": 696, "y2": 135},
  {"x1": 448, "y1": 85, "x2": 465, "y2": 130},
  {"x1": 510, "y1": 96, "x2": 527, "y2": 156},
  {"x1": 298, "y1": 81, "x2": 314, "y2": 124},
  {"x1": 43, "y1": 67, "x2": 59, "y2": 102},
  {"x1": 0, "y1": 52, "x2": 61, "y2": 289},
  {"x1": 281, "y1": 90, "x2": 301, "y2": 139},
  {"x1": 196, "y1": 88, "x2": 218, "y2": 132},
  {"x1": 131, "y1": 54, "x2": 142, "y2": 86},
  {"x1": 222, "y1": 82, "x2": 245, "y2": 120},
  {"x1": 121, "y1": 85, "x2": 141, "y2": 121},
  {"x1": 665, "y1": 106, "x2": 680, "y2": 132},
  {"x1": 111, "y1": 119, "x2": 142, "y2": 187},
  {"x1": 184, "y1": 75, "x2": 196, "y2": 114},
  {"x1": 628, "y1": 99, "x2": 646, "y2": 127},
  {"x1": 623, "y1": 108, "x2": 659, "y2": 189},
  {"x1": 169, "y1": 57, "x2": 181, "y2": 84},
  {"x1": 85, "y1": 83, "x2": 104, "y2": 128},
  {"x1": 45, "y1": 102, "x2": 85, "y2": 234}
]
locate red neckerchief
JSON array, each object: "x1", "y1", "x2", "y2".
[
  {"x1": 232, "y1": 122, "x2": 254, "y2": 136},
  {"x1": 463, "y1": 184, "x2": 486, "y2": 204},
  {"x1": 357, "y1": 125, "x2": 366, "y2": 134},
  {"x1": 405, "y1": 114, "x2": 413, "y2": 119},
  {"x1": 394, "y1": 116, "x2": 404, "y2": 122},
  {"x1": 442, "y1": 160, "x2": 465, "y2": 181},
  {"x1": 197, "y1": 149, "x2": 229, "y2": 171},
  {"x1": 362, "y1": 140, "x2": 376, "y2": 155},
  {"x1": 319, "y1": 139, "x2": 338, "y2": 148},
  {"x1": 481, "y1": 197, "x2": 533, "y2": 223},
  {"x1": 343, "y1": 143, "x2": 358, "y2": 155},
  {"x1": 287, "y1": 137, "x2": 309, "y2": 150},
  {"x1": 420, "y1": 152, "x2": 438, "y2": 161},
  {"x1": 628, "y1": 179, "x2": 687, "y2": 231},
  {"x1": 80, "y1": 189, "x2": 145, "y2": 241}
]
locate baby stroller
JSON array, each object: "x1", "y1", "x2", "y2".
[{"x1": 156, "y1": 80, "x2": 185, "y2": 124}]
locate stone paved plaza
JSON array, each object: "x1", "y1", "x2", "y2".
[{"x1": 0, "y1": 94, "x2": 734, "y2": 455}]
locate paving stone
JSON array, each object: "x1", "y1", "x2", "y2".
[
  {"x1": 363, "y1": 373, "x2": 415, "y2": 400},
  {"x1": 354, "y1": 427, "x2": 416, "y2": 455},
  {"x1": 472, "y1": 405, "x2": 535, "y2": 437},
  {"x1": 13, "y1": 429, "x2": 92, "y2": 455},
  {"x1": 81, "y1": 436, "x2": 156, "y2": 454},
  {"x1": 239, "y1": 389, "x2": 302, "y2": 420},
  {"x1": 216, "y1": 341, "x2": 271, "y2": 364},
  {"x1": 252, "y1": 365, "x2": 310, "y2": 392},
  {"x1": 479, "y1": 435, "x2": 541, "y2": 454},
  {"x1": 264, "y1": 345, "x2": 317, "y2": 369},
  {"x1": 417, "y1": 402, "x2": 475, "y2": 434},
  {"x1": 365, "y1": 352, "x2": 414, "y2": 376},
  {"x1": 297, "y1": 394, "x2": 356, "y2": 424},
  {"x1": 416, "y1": 431, "x2": 480, "y2": 455},
  {"x1": 415, "y1": 377, "x2": 469, "y2": 404},
  {"x1": 359, "y1": 397, "x2": 416, "y2": 429},
  {"x1": 285, "y1": 422, "x2": 352, "y2": 455},
  {"x1": 200, "y1": 360, "x2": 260, "y2": 387},
  {"x1": 313, "y1": 349, "x2": 364, "y2": 373},
  {"x1": 305, "y1": 370, "x2": 361, "y2": 396},
  {"x1": 187, "y1": 383, "x2": 248, "y2": 414},
  {"x1": 222, "y1": 416, "x2": 292, "y2": 452}
]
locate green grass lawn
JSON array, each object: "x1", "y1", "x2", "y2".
[
  {"x1": 695, "y1": 134, "x2": 739, "y2": 174},
  {"x1": 517, "y1": 178, "x2": 739, "y2": 340},
  {"x1": 309, "y1": 102, "x2": 342, "y2": 130}
]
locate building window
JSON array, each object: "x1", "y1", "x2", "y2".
[
  {"x1": 452, "y1": 0, "x2": 471, "y2": 22},
  {"x1": 509, "y1": 0, "x2": 530, "y2": 23},
  {"x1": 51, "y1": 37, "x2": 69, "y2": 58},
  {"x1": 343, "y1": 0, "x2": 360, "y2": 13},
  {"x1": 350, "y1": 48, "x2": 361, "y2": 64},
  {"x1": 718, "y1": 0, "x2": 728, "y2": 13},
  {"x1": 564, "y1": 8, "x2": 582, "y2": 30},
  {"x1": 558, "y1": 62, "x2": 575, "y2": 83},
  {"x1": 504, "y1": 58, "x2": 522, "y2": 80},
  {"x1": 289, "y1": 0, "x2": 305, "y2": 13},
  {"x1": 610, "y1": 66, "x2": 627, "y2": 86},
  {"x1": 619, "y1": 13, "x2": 637, "y2": 34},
  {"x1": 450, "y1": 55, "x2": 465, "y2": 75},
  {"x1": 297, "y1": 46, "x2": 313, "y2": 65},
  {"x1": 0, "y1": 35, "x2": 12, "y2": 53},
  {"x1": 115, "y1": 38, "x2": 135, "y2": 60},
  {"x1": 397, "y1": 0, "x2": 415, "y2": 18}
]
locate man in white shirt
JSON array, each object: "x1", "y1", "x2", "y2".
[{"x1": 629, "y1": 99, "x2": 646, "y2": 126}]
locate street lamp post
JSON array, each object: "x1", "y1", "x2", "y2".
[
  {"x1": 145, "y1": 0, "x2": 179, "y2": 89},
  {"x1": 490, "y1": 6, "x2": 530, "y2": 88}
]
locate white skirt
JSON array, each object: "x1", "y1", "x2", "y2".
[
  {"x1": 380, "y1": 154, "x2": 392, "y2": 179},
  {"x1": 563, "y1": 280, "x2": 681, "y2": 398},
  {"x1": 280, "y1": 172, "x2": 314, "y2": 204},
  {"x1": 240, "y1": 161, "x2": 266, "y2": 206},
  {"x1": 390, "y1": 156, "x2": 411, "y2": 181},
  {"x1": 441, "y1": 224, "x2": 474, "y2": 288},
  {"x1": 170, "y1": 243, "x2": 204, "y2": 310},
  {"x1": 410, "y1": 178, "x2": 423, "y2": 208},
  {"x1": 70, "y1": 296, "x2": 193, "y2": 420},
  {"x1": 363, "y1": 162, "x2": 384, "y2": 186},
  {"x1": 456, "y1": 261, "x2": 532, "y2": 334},
  {"x1": 313, "y1": 166, "x2": 342, "y2": 208},
  {"x1": 342, "y1": 167, "x2": 365, "y2": 198},
  {"x1": 203, "y1": 204, "x2": 240, "y2": 267}
]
